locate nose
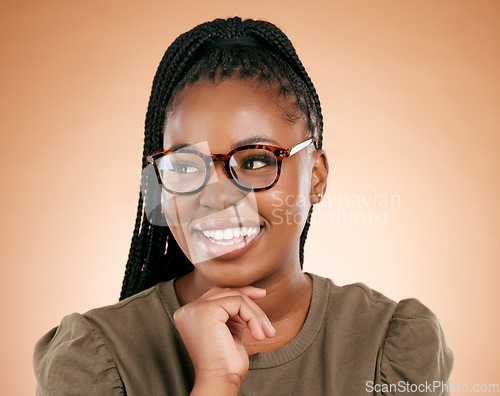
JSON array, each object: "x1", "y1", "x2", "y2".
[{"x1": 199, "y1": 161, "x2": 249, "y2": 210}]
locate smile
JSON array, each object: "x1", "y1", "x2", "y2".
[
  {"x1": 200, "y1": 226, "x2": 260, "y2": 245},
  {"x1": 192, "y1": 222, "x2": 264, "y2": 259},
  {"x1": 189, "y1": 207, "x2": 264, "y2": 260}
]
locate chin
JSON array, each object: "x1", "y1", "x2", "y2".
[{"x1": 194, "y1": 260, "x2": 269, "y2": 288}]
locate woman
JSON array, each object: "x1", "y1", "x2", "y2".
[{"x1": 34, "y1": 17, "x2": 453, "y2": 395}]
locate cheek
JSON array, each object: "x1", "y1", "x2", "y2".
[
  {"x1": 161, "y1": 192, "x2": 199, "y2": 251},
  {"x1": 161, "y1": 192, "x2": 200, "y2": 225},
  {"x1": 262, "y1": 191, "x2": 311, "y2": 231},
  {"x1": 259, "y1": 160, "x2": 312, "y2": 231}
]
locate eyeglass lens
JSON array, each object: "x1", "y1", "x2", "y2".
[{"x1": 157, "y1": 148, "x2": 278, "y2": 193}]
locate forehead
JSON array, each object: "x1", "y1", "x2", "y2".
[{"x1": 163, "y1": 79, "x2": 308, "y2": 151}]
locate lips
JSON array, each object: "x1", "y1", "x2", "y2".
[
  {"x1": 195, "y1": 226, "x2": 263, "y2": 259},
  {"x1": 190, "y1": 216, "x2": 264, "y2": 259}
]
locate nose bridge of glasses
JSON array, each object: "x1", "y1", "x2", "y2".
[{"x1": 207, "y1": 154, "x2": 232, "y2": 183}]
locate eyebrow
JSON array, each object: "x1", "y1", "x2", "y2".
[
  {"x1": 164, "y1": 135, "x2": 281, "y2": 152},
  {"x1": 165, "y1": 143, "x2": 190, "y2": 152},
  {"x1": 230, "y1": 136, "x2": 280, "y2": 149}
]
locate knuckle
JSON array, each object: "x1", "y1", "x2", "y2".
[{"x1": 173, "y1": 306, "x2": 190, "y2": 322}]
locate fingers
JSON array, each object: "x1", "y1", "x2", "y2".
[
  {"x1": 201, "y1": 285, "x2": 266, "y2": 300},
  {"x1": 213, "y1": 296, "x2": 267, "y2": 340},
  {"x1": 172, "y1": 285, "x2": 275, "y2": 387},
  {"x1": 196, "y1": 287, "x2": 276, "y2": 341}
]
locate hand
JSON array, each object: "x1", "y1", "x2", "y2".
[{"x1": 173, "y1": 286, "x2": 276, "y2": 394}]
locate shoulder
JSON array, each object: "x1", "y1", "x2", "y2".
[
  {"x1": 377, "y1": 298, "x2": 454, "y2": 394},
  {"x1": 83, "y1": 284, "x2": 164, "y2": 324},
  {"x1": 309, "y1": 272, "x2": 398, "y2": 319},
  {"x1": 33, "y1": 313, "x2": 125, "y2": 395},
  {"x1": 307, "y1": 272, "x2": 399, "y2": 360},
  {"x1": 33, "y1": 283, "x2": 169, "y2": 395},
  {"x1": 79, "y1": 281, "x2": 179, "y2": 345},
  {"x1": 308, "y1": 272, "x2": 453, "y2": 393}
]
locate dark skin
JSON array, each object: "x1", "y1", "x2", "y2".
[{"x1": 163, "y1": 78, "x2": 328, "y2": 394}]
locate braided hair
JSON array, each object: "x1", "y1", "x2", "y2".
[{"x1": 119, "y1": 17, "x2": 324, "y2": 300}]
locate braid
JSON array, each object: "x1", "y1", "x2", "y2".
[
  {"x1": 120, "y1": 17, "x2": 323, "y2": 300},
  {"x1": 119, "y1": 192, "x2": 147, "y2": 300}
]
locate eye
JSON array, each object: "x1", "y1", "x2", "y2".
[
  {"x1": 158, "y1": 153, "x2": 206, "y2": 175},
  {"x1": 240, "y1": 154, "x2": 276, "y2": 170},
  {"x1": 171, "y1": 162, "x2": 204, "y2": 174}
]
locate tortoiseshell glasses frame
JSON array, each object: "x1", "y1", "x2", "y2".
[{"x1": 146, "y1": 138, "x2": 316, "y2": 195}]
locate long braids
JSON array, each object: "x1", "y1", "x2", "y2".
[{"x1": 120, "y1": 17, "x2": 323, "y2": 300}]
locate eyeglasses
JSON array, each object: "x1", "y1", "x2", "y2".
[{"x1": 146, "y1": 138, "x2": 316, "y2": 195}]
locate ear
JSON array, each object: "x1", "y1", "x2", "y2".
[{"x1": 310, "y1": 149, "x2": 329, "y2": 204}]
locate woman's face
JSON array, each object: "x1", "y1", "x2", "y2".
[{"x1": 161, "y1": 78, "x2": 327, "y2": 288}]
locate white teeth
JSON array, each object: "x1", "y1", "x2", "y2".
[
  {"x1": 214, "y1": 230, "x2": 224, "y2": 240},
  {"x1": 223, "y1": 229, "x2": 233, "y2": 240},
  {"x1": 200, "y1": 226, "x2": 260, "y2": 244}
]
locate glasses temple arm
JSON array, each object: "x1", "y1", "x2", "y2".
[{"x1": 289, "y1": 138, "x2": 315, "y2": 156}]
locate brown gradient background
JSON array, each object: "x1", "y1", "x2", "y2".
[{"x1": 1, "y1": 0, "x2": 499, "y2": 394}]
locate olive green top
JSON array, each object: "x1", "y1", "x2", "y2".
[{"x1": 33, "y1": 272, "x2": 453, "y2": 395}]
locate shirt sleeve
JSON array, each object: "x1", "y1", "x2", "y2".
[
  {"x1": 33, "y1": 313, "x2": 125, "y2": 395},
  {"x1": 376, "y1": 298, "x2": 454, "y2": 396}
]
